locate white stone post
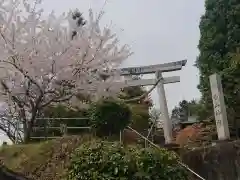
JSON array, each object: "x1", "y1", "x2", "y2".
[
  {"x1": 209, "y1": 73, "x2": 230, "y2": 140},
  {"x1": 156, "y1": 71, "x2": 173, "y2": 144}
]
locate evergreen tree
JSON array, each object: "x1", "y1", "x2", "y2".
[
  {"x1": 196, "y1": 0, "x2": 240, "y2": 129},
  {"x1": 171, "y1": 99, "x2": 210, "y2": 122}
]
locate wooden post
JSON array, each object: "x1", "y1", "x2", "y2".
[
  {"x1": 209, "y1": 73, "x2": 230, "y2": 140},
  {"x1": 64, "y1": 124, "x2": 67, "y2": 136},
  {"x1": 119, "y1": 130, "x2": 122, "y2": 144},
  {"x1": 60, "y1": 123, "x2": 67, "y2": 136},
  {"x1": 44, "y1": 118, "x2": 48, "y2": 140}
]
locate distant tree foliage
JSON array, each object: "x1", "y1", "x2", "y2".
[
  {"x1": 171, "y1": 100, "x2": 209, "y2": 122},
  {"x1": 2, "y1": 141, "x2": 7, "y2": 146}
]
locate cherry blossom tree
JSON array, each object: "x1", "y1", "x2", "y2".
[{"x1": 0, "y1": 0, "x2": 131, "y2": 143}]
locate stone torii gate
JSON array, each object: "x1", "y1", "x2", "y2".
[
  {"x1": 83, "y1": 60, "x2": 187, "y2": 144},
  {"x1": 119, "y1": 59, "x2": 187, "y2": 144}
]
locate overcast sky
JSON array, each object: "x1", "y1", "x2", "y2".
[{"x1": 0, "y1": 0, "x2": 205, "y2": 144}]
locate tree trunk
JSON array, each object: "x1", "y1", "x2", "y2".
[{"x1": 23, "y1": 121, "x2": 32, "y2": 143}]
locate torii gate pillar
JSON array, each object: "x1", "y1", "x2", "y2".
[{"x1": 156, "y1": 71, "x2": 173, "y2": 143}]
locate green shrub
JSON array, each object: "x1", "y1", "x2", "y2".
[
  {"x1": 88, "y1": 98, "x2": 132, "y2": 136},
  {"x1": 66, "y1": 141, "x2": 188, "y2": 180}
]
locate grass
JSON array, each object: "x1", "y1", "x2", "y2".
[
  {"x1": 0, "y1": 134, "x2": 94, "y2": 180},
  {"x1": 0, "y1": 141, "x2": 52, "y2": 170}
]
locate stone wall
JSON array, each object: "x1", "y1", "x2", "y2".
[
  {"x1": 181, "y1": 140, "x2": 240, "y2": 180},
  {"x1": 0, "y1": 165, "x2": 30, "y2": 180}
]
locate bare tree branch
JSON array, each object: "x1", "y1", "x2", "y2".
[{"x1": 122, "y1": 77, "x2": 162, "y2": 103}]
